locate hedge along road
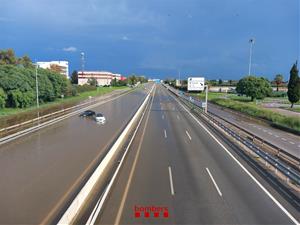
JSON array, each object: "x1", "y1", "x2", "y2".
[{"x1": 0, "y1": 83, "x2": 152, "y2": 224}]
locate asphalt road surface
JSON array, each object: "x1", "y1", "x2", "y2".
[
  {"x1": 96, "y1": 84, "x2": 299, "y2": 225},
  {"x1": 207, "y1": 103, "x2": 300, "y2": 159},
  {"x1": 0, "y1": 85, "x2": 151, "y2": 224}
]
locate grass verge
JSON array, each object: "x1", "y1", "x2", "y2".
[{"x1": 210, "y1": 98, "x2": 300, "y2": 132}]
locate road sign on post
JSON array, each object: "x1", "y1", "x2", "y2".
[{"x1": 187, "y1": 77, "x2": 205, "y2": 91}]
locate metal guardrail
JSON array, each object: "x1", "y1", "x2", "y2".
[
  {"x1": 165, "y1": 84, "x2": 300, "y2": 186},
  {"x1": 207, "y1": 110, "x2": 300, "y2": 165},
  {"x1": 0, "y1": 90, "x2": 129, "y2": 138}
]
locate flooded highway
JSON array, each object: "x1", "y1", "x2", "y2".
[{"x1": 0, "y1": 85, "x2": 150, "y2": 224}]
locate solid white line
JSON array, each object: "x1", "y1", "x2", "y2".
[
  {"x1": 281, "y1": 138, "x2": 287, "y2": 141},
  {"x1": 185, "y1": 130, "x2": 192, "y2": 140},
  {"x1": 289, "y1": 142, "x2": 295, "y2": 145},
  {"x1": 206, "y1": 168, "x2": 222, "y2": 197},
  {"x1": 177, "y1": 115, "x2": 180, "y2": 120},
  {"x1": 168, "y1": 166, "x2": 175, "y2": 196},
  {"x1": 164, "y1": 129, "x2": 167, "y2": 138},
  {"x1": 162, "y1": 114, "x2": 164, "y2": 120},
  {"x1": 169, "y1": 92, "x2": 300, "y2": 225}
]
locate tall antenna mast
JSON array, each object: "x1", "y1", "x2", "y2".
[{"x1": 81, "y1": 52, "x2": 85, "y2": 73}]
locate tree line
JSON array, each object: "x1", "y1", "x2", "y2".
[
  {"x1": 164, "y1": 62, "x2": 300, "y2": 108},
  {"x1": 0, "y1": 49, "x2": 74, "y2": 109}
]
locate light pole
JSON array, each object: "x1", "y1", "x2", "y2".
[
  {"x1": 248, "y1": 38, "x2": 255, "y2": 75},
  {"x1": 178, "y1": 69, "x2": 181, "y2": 88},
  {"x1": 35, "y1": 62, "x2": 40, "y2": 120},
  {"x1": 204, "y1": 84, "x2": 208, "y2": 113}
]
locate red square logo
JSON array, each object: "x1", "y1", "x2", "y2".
[
  {"x1": 135, "y1": 212, "x2": 140, "y2": 218},
  {"x1": 154, "y1": 212, "x2": 159, "y2": 217},
  {"x1": 144, "y1": 212, "x2": 150, "y2": 218},
  {"x1": 163, "y1": 211, "x2": 169, "y2": 218}
]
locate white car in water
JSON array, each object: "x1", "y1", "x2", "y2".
[{"x1": 95, "y1": 113, "x2": 106, "y2": 123}]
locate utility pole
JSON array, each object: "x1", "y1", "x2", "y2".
[
  {"x1": 81, "y1": 52, "x2": 85, "y2": 79},
  {"x1": 178, "y1": 69, "x2": 181, "y2": 87},
  {"x1": 205, "y1": 84, "x2": 208, "y2": 113},
  {"x1": 248, "y1": 38, "x2": 255, "y2": 75}
]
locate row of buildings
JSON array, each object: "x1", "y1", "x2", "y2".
[{"x1": 36, "y1": 61, "x2": 125, "y2": 86}]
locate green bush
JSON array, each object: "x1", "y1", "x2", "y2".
[
  {"x1": 7, "y1": 89, "x2": 35, "y2": 108},
  {"x1": 0, "y1": 88, "x2": 6, "y2": 108}
]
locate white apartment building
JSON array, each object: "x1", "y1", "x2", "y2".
[
  {"x1": 37, "y1": 61, "x2": 69, "y2": 78},
  {"x1": 78, "y1": 71, "x2": 124, "y2": 86}
]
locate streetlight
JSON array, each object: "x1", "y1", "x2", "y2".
[
  {"x1": 204, "y1": 84, "x2": 208, "y2": 113},
  {"x1": 178, "y1": 69, "x2": 181, "y2": 88},
  {"x1": 248, "y1": 38, "x2": 255, "y2": 75}
]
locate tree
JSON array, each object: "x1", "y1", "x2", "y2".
[
  {"x1": 17, "y1": 55, "x2": 33, "y2": 68},
  {"x1": 218, "y1": 79, "x2": 223, "y2": 85},
  {"x1": 128, "y1": 75, "x2": 137, "y2": 85},
  {"x1": 274, "y1": 74, "x2": 283, "y2": 92},
  {"x1": 0, "y1": 88, "x2": 7, "y2": 108},
  {"x1": 70, "y1": 70, "x2": 78, "y2": 84},
  {"x1": 287, "y1": 62, "x2": 300, "y2": 108},
  {"x1": 236, "y1": 76, "x2": 272, "y2": 101},
  {"x1": 0, "y1": 49, "x2": 17, "y2": 65},
  {"x1": 111, "y1": 78, "x2": 118, "y2": 86},
  {"x1": 87, "y1": 77, "x2": 98, "y2": 86}
]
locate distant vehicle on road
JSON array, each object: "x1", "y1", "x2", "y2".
[
  {"x1": 79, "y1": 110, "x2": 96, "y2": 117},
  {"x1": 95, "y1": 113, "x2": 106, "y2": 123}
]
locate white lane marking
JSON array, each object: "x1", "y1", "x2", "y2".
[
  {"x1": 177, "y1": 115, "x2": 180, "y2": 120},
  {"x1": 164, "y1": 129, "x2": 167, "y2": 138},
  {"x1": 113, "y1": 86, "x2": 156, "y2": 225},
  {"x1": 263, "y1": 130, "x2": 267, "y2": 132},
  {"x1": 162, "y1": 114, "x2": 164, "y2": 120},
  {"x1": 268, "y1": 132, "x2": 273, "y2": 135},
  {"x1": 170, "y1": 93, "x2": 300, "y2": 225},
  {"x1": 298, "y1": 145, "x2": 300, "y2": 148},
  {"x1": 168, "y1": 166, "x2": 175, "y2": 196},
  {"x1": 275, "y1": 135, "x2": 279, "y2": 138},
  {"x1": 206, "y1": 168, "x2": 222, "y2": 197},
  {"x1": 281, "y1": 138, "x2": 287, "y2": 141},
  {"x1": 289, "y1": 142, "x2": 295, "y2": 145},
  {"x1": 257, "y1": 127, "x2": 261, "y2": 130},
  {"x1": 185, "y1": 130, "x2": 192, "y2": 141}
]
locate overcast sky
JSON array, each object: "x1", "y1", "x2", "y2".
[{"x1": 1, "y1": 0, "x2": 299, "y2": 80}]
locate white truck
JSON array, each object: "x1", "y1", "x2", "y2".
[{"x1": 187, "y1": 77, "x2": 205, "y2": 91}]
